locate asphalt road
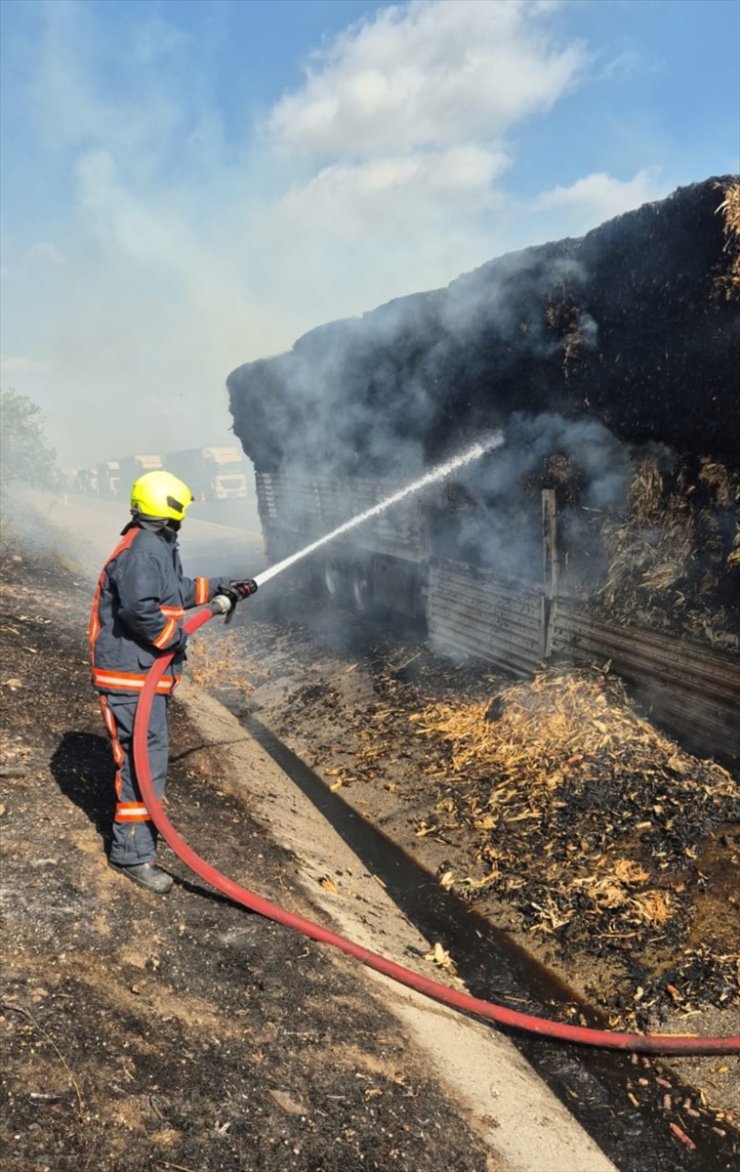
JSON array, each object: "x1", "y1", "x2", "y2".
[{"x1": 21, "y1": 489, "x2": 268, "y2": 582}]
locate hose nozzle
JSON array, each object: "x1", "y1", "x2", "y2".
[
  {"x1": 211, "y1": 579, "x2": 258, "y2": 623},
  {"x1": 232, "y1": 578, "x2": 258, "y2": 598}
]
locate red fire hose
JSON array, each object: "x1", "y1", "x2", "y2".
[{"x1": 132, "y1": 601, "x2": 740, "y2": 1056}]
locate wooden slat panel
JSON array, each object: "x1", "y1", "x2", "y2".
[
  {"x1": 428, "y1": 561, "x2": 543, "y2": 676},
  {"x1": 257, "y1": 473, "x2": 739, "y2": 763},
  {"x1": 550, "y1": 603, "x2": 740, "y2": 762},
  {"x1": 256, "y1": 472, "x2": 427, "y2": 560}
]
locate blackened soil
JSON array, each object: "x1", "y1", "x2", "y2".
[
  {"x1": 0, "y1": 542, "x2": 494, "y2": 1172},
  {"x1": 223, "y1": 581, "x2": 740, "y2": 1140}
]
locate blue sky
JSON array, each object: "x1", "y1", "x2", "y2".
[{"x1": 1, "y1": 0, "x2": 738, "y2": 467}]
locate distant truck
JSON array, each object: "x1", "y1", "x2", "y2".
[
  {"x1": 118, "y1": 454, "x2": 163, "y2": 492},
  {"x1": 74, "y1": 467, "x2": 98, "y2": 494},
  {"x1": 165, "y1": 446, "x2": 248, "y2": 502},
  {"x1": 96, "y1": 460, "x2": 120, "y2": 497}
]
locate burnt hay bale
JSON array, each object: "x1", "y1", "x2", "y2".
[
  {"x1": 227, "y1": 176, "x2": 739, "y2": 477},
  {"x1": 227, "y1": 178, "x2": 740, "y2": 641}
]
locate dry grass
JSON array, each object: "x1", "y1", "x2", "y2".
[
  {"x1": 410, "y1": 667, "x2": 735, "y2": 798},
  {"x1": 410, "y1": 668, "x2": 680, "y2": 788},
  {"x1": 598, "y1": 452, "x2": 694, "y2": 606},
  {"x1": 187, "y1": 631, "x2": 266, "y2": 700},
  {"x1": 594, "y1": 452, "x2": 739, "y2": 645},
  {"x1": 410, "y1": 667, "x2": 738, "y2": 941},
  {"x1": 701, "y1": 458, "x2": 740, "y2": 570},
  {"x1": 716, "y1": 180, "x2": 740, "y2": 302}
]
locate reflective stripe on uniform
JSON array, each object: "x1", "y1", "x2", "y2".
[
  {"x1": 99, "y1": 694, "x2": 118, "y2": 738},
  {"x1": 161, "y1": 605, "x2": 185, "y2": 619},
  {"x1": 92, "y1": 668, "x2": 180, "y2": 693},
  {"x1": 88, "y1": 527, "x2": 139, "y2": 668},
  {"x1": 195, "y1": 577, "x2": 209, "y2": 605},
  {"x1": 115, "y1": 801, "x2": 151, "y2": 823},
  {"x1": 99, "y1": 695, "x2": 127, "y2": 802},
  {"x1": 152, "y1": 617, "x2": 177, "y2": 649}
]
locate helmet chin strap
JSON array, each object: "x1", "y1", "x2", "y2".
[{"x1": 131, "y1": 510, "x2": 171, "y2": 532}]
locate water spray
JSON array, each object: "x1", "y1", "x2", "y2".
[{"x1": 253, "y1": 432, "x2": 504, "y2": 589}]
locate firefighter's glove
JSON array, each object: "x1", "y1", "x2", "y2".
[
  {"x1": 230, "y1": 579, "x2": 258, "y2": 600},
  {"x1": 216, "y1": 580, "x2": 257, "y2": 625}
]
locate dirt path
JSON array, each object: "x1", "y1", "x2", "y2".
[{"x1": 1, "y1": 524, "x2": 614, "y2": 1171}]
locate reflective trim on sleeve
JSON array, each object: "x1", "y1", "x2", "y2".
[
  {"x1": 152, "y1": 618, "x2": 177, "y2": 650},
  {"x1": 195, "y1": 577, "x2": 209, "y2": 605},
  {"x1": 161, "y1": 605, "x2": 185, "y2": 619},
  {"x1": 89, "y1": 588, "x2": 101, "y2": 655}
]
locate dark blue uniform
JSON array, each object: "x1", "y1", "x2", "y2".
[{"x1": 90, "y1": 521, "x2": 227, "y2": 865}]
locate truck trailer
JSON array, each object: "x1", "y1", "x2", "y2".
[
  {"x1": 96, "y1": 460, "x2": 120, "y2": 497},
  {"x1": 165, "y1": 447, "x2": 248, "y2": 502},
  {"x1": 226, "y1": 177, "x2": 740, "y2": 762},
  {"x1": 118, "y1": 454, "x2": 163, "y2": 490}
]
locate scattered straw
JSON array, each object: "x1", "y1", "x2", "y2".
[
  {"x1": 594, "y1": 452, "x2": 739, "y2": 648},
  {"x1": 598, "y1": 452, "x2": 694, "y2": 606},
  {"x1": 187, "y1": 632, "x2": 266, "y2": 699},
  {"x1": 410, "y1": 668, "x2": 670, "y2": 786},
  {"x1": 410, "y1": 666, "x2": 738, "y2": 952},
  {"x1": 715, "y1": 180, "x2": 740, "y2": 302}
]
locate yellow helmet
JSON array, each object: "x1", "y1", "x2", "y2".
[{"x1": 130, "y1": 470, "x2": 194, "y2": 522}]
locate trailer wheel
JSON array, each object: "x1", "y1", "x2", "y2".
[
  {"x1": 350, "y1": 565, "x2": 372, "y2": 613},
  {"x1": 322, "y1": 558, "x2": 346, "y2": 601}
]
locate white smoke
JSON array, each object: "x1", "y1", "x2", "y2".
[{"x1": 1, "y1": 0, "x2": 672, "y2": 471}]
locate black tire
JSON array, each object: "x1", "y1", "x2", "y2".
[
  {"x1": 323, "y1": 557, "x2": 346, "y2": 601},
  {"x1": 350, "y1": 564, "x2": 372, "y2": 613}
]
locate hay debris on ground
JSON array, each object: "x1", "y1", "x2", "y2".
[
  {"x1": 410, "y1": 667, "x2": 739, "y2": 1025},
  {"x1": 187, "y1": 630, "x2": 266, "y2": 699}
]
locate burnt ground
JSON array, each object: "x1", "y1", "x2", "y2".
[
  {"x1": 0, "y1": 538, "x2": 498, "y2": 1172},
  {"x1": 209, "y1": 578, "x2": 740, "y2": 1133},
  {"x1": 2, "y1": 517, "x2": 739, "y2": 1172}
]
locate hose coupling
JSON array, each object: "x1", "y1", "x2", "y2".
[{"x1": 210, "y1": 594, "x2": 233, "y2": 616}]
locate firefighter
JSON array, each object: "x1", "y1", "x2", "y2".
[{"x1": 89, "y1": 469, "x2": 253, "y2": 893}]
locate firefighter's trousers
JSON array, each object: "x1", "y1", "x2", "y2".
[{"x1": 99, "y1": 692, "x2": 170, "y2": 866}]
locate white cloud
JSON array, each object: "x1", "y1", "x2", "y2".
[
  {"x1": 257, "y1": 0, "x2": 589, "y2": 295},
  {"x1": 269, "y1": 0, "x2": 586, "y2": 160},
  {"x1": 0, "y1": 352, "x2": 49, "y2": 375},
  {"x1": 1, "y1": 0, "x2": 683, "y2": 467},
  {"x1": 277, "y1": 143, "x2": 509, "y2": 236},
  {"x1": 532, "y1": 168, "x2": 664, "y2": 225},
  {"x1": 25, "y1": 241, "x2": 67, "y2": 266}
]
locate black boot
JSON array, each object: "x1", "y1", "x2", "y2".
[{"x1": 110, "y1": 860, "x2": 173, "y2": 894}]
